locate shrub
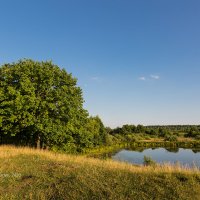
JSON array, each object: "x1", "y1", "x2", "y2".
[
  {"x1": 143, "y1": 156, "x2": 156, "y2": 166},
  {"x1": 195, "y1": 135, "x2": 200, "y2": 140},
  {"x1": 174, "y1": 132, "x2": 180, "y2": 137},
  {"x1": 164, "y1": 135, "x2": 178, "y2": 142}
]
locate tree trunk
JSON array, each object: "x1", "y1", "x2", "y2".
[{"x1": 36, "y1": 136, "x2": 41, "y2": 149}]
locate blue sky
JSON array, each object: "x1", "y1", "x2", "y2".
[{"x1": 0, "y1": 0, "x2": 200, "y2": 127}]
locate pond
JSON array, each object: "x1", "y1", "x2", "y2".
[{"x1": 111, "y1": 147, "x2": 200, "y2": 167}]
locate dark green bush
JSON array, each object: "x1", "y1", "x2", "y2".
[
  {"x1": 164, "y1": 135, "x2": 178, "y2": 142},
  {"x1": 143, "y1": 156, "x2": 156, "y2": 166}
]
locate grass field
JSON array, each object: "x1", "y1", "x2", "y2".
[{"x1": 0, "y1": 145, "x2": 200, "y2": 200}]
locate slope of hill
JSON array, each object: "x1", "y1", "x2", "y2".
[{"x1": 0, "y1": 146, "x2": 200, "y2": 200}]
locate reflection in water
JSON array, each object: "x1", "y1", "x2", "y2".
[
  {"x1": 192, "y1": 149, "x2": 200, "y2": 153},
  {"x1": 164, "y1": 148, "x2": 179, "y2": 153},
  {"x1": 111, "y1": 147, "x2": 200, "y2": 167}
]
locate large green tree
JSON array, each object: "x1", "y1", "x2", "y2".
[{"x1": 0, "y1": 59, "x2": 88, "y2": 150}]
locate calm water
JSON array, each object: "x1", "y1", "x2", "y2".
[{"x1": 112, "y1": 148, "x2": 200, "y2": 167}]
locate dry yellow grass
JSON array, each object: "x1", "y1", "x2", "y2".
[
  {"x1": 0, "y1": 145, "x2": 200, "y2": 200},
  {"x1": 0, "y1": 145, "x2": 199, "y2": 174}
]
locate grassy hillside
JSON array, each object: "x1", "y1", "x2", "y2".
[{"x1": 0, "y1": 146, "x2": 200, "y2": 200}]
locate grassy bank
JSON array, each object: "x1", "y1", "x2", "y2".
[
  {"x1": 130, "y1": 140, "x2": 200, "y2": 148},
  {"x1": 0, "y1": 146, "x2": 200, "y2": 200},
  {"x1": 83, "y1": 140, "x2": 200, "y2": 158}
]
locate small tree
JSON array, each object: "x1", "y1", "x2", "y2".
[
  {"x1": 85, "y1": 116, "x2": 106, "y2": 146},
  {"x1": 164, "y1": 135, "x2": 178, "y2": 142},
  {"x1": 136, "y1": 124, "x2": 145, "y2": 133}
]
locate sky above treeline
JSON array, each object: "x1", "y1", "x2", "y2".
[{"x1": 0, "y1": 0, "x2": 200, "y2": 128}]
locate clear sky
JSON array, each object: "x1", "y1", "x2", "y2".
[{"x1": 0, "y1": 0, "x2": 200, "y2": 127}]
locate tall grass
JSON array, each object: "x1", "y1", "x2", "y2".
[{"x1": 0, "y1": 145, "x2": 200, "y2": 199}]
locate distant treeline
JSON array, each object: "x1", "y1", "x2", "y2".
[
  {"x1": 146, "y1": 125, "x2": 200, "y2": 132},
  {"x1": 106, "y1": 124, "x2": 200, "y2": 142},
  {"x1": 109, "y1": 124, "x2": 200, "y2": 134}
]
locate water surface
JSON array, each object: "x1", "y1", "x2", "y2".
[{"x1": 112, "y1": 148, "x2": 200, "y2": 167}]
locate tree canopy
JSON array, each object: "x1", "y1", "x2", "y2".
[{"x1": 0, "y1": 59, "x2": 100, "y2": 151}]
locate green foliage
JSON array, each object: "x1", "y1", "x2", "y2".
[
  {"x1": 195, "y1": 135, "x2": 200, "y2": 140},
  {"x1": 145, "y1": 128, "x2": 158, "y2": 135},
  {"x1": 164, "y1": 135, "x2": 178, "y2": 142},
  {"x1": 143, "y1": 156, "x2": 156, "y2": 166},
  {"x1": 125, "y1": 134, "x2": 137, "y2": 142},
  {"x1": 105, "y1": 124, "x2": 200, "y2": 144},
  {"x1": 121, "y1": 124, "x2": 136, "y2": 135},
  {"x1": 185, "y1": 126, "x2": 200, "y2": 138},
  {"x1": 136, "y1": 124, "x2": 145, "y2": 133},
  {"x1": 174, "y1": 132, "x2": 180, "y2": 137},
  {"x1": 0, "y1": 59, "x2": 91, "y2": 150},
  {"x1": 84, "y1": 116, "x2": 106, "y2": 147},
  {"x1": 158, "y1": 128, "x2": 170, "y2": 137}
]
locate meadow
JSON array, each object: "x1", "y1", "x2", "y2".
[{"x1": 0, "y1": 145, "x2": 200, "y2": 200}]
